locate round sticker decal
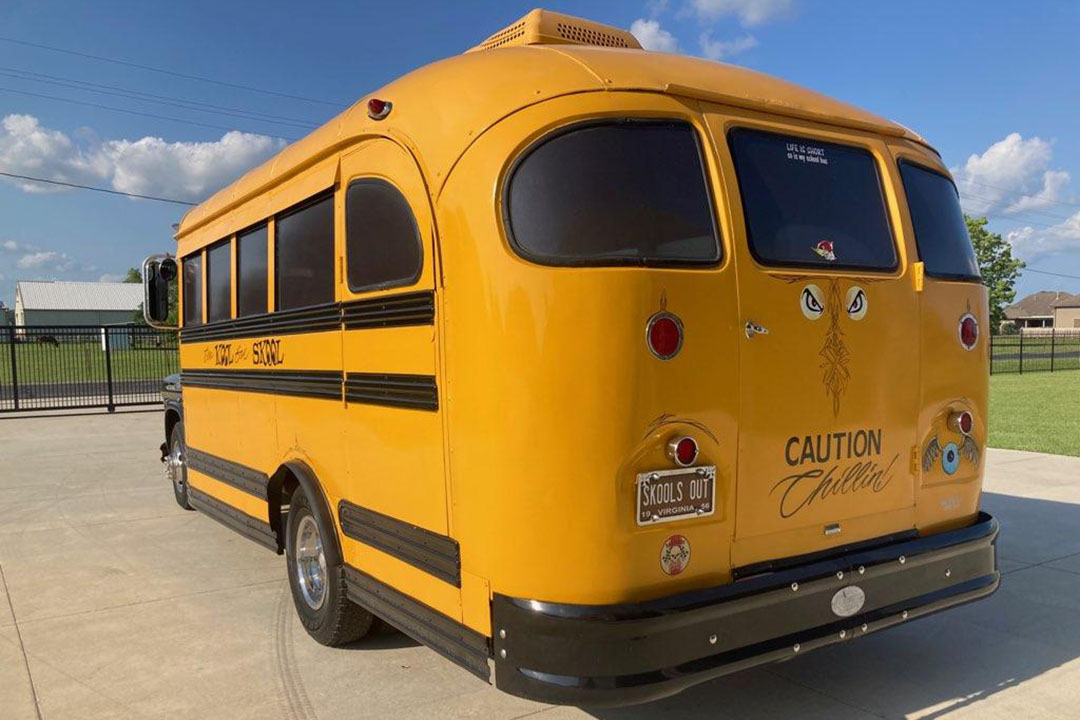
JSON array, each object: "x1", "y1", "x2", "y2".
[
  {"x1": 660, "y1": 534, "x2": 691, "y2": 576},
  {"x1": 942, "y1": 442, "x2": 960, "y2": 475},
  {"x1": 846, "y1": 286, "x2": 868, "y2": 321},
  {"x1": 800, "y1": 284, "x2": 825, "y2": 320}
]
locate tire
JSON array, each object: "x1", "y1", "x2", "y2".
[
  {"x1": 167, "y1": 423, "x2": 194, "y2": 511},
  {"x1": 285, "y1": 488, "x2": 373, "y2": 646}
]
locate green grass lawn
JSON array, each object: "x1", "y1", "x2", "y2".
[
  {"x1": 989, "y1": 370, "x2": 1080, "y2": 457},
  {"x1": 0, "y1": 341, "x2": 178, "y2": 384}
]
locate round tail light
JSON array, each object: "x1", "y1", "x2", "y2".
[
  {"x1": 647, "y1": 312, "x2": 683, "y2": 360},
  {"x1": 959, "y1": 313, "x2": 979, "y2": 350},
  {"x1": 367, "y1": 98, "x2": 392, "y2": 120},
  {"x1": 668, "y1": 436, "x2": 698, "y2": 467},
  {"x1": 949, "y1": 410, "x2": 974, "y2": 436}
]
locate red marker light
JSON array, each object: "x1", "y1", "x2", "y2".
[
  {"x1": 647, "y1": 312, "x2": 683, "y2": 360},
  {"x1": 367, "y1": 98, "x2": 392, "y2": 120},
  {"x1": 949, "y1": 411, "x2": 974, "y2": 436},
  {"x1": 668, "y1": 436, "x2": 699, "y2": 467},
  {"x1": 959, "y1": 314, "x2": 978, "y2": 350}
]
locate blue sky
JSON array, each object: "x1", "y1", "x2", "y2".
[{"x1": 1, "y1": 0, "x2": 1078, "y2": 307}]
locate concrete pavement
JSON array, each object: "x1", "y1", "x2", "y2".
[{"x1": 1, "y1": 411, "x2": 1079, "y2": 719}]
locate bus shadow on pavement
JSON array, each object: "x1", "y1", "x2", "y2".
[{"x1": 590, "y1": 491, "x2": 1080, "y2": 720}]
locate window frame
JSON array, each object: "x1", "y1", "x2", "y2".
[
  {"x1": 181, "y1": 251, "x2": 203, "y2": 327},
  {"x1": 344, "y1": 177, "x2": 424, "y2": 294},
  {"x1": 897, "y1": 158, "x2": 981, "y2": 283},
  {"x1": 235, "y1": 221, "x2": 270, "y2": 317},
  {"x1": 501, "y1": 117, "x2": 723, "y2": 269},
  {"x1": 273, "y1": 190, "x2": 337, "y2": 312},
  {"x1": 726, "y1": 126, "x2": 900, "y2": 274},
  {"x1": 204, "y1": 237, "x2": 233, "y2": 324}
]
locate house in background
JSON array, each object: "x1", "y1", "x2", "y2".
[
  {"x1": 1003, "y1": 291, "x2": 1080, "y2": 330},
  {"x1": 14, "y1": 280, "x2": 143, "y2": 326},
  {"x1": 1055, "y1": 295, "x2": 1080, "y2": 329},
  {"x1": 0, "y1": 301, "x2": 12, "y2": 326}
]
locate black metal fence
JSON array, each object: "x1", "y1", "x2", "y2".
[
  {"x1": 0, "y1": 325, "x2": 179, "y2": 412},
  {"x1": 991, "y1": 330, "x2": 1080, "y2": 375}
]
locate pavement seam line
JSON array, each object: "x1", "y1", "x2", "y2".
[
  {"x1": 0, "y1": 561, "x2": 43, "y2": 720},
  {"x1": 766, "y1": 666, "x2": 889, "y2": 719}
]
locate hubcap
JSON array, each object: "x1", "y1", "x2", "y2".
[
  {"x1": 166, "y1": 442, "x2": 184, "y2": 491},
  {"x1": 295, "y1": 515, "x2": 327, "y2": 611}
]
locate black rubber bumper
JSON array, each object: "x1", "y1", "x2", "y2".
[{"x1": 491, "y1": 512, "x2": 999, "y2": 707}]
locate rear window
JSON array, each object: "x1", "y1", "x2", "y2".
[
  {"x1": 504, "y1": 120, "x2": 720, "y2": 266},
  {"x1": 729, "y1": 128, "x2": 897, "y2": 271},
  {"x1": 899, "y1": 161, "x2": 981, "y2": 280}
]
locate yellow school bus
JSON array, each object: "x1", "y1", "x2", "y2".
[{"x1": 143, "y1": 9, "x2": 999, "y2": 706}]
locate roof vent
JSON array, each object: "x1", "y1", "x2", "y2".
[{"x1": 469, "y1": 9, "x2": 642, "y2": 53}]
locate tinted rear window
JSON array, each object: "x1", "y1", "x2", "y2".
[
  {"x1": 729, "y1": 128, "x2": 896, "y2": 271},
  {"x1": 899, "y1": 161, "x2": 980, "y2": 280},
  {"x1": 505, "y1": 121, "x2": 720, "y2": 266}
]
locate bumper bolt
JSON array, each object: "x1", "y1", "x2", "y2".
[
  {"x1": 793, "y1": 643, "x2": 800, "y2": 653},
  {"x1": 836, "y1": 571, "x2": 844, "y2": 580},
  {"x1": 902, "y1": 610, "x2": 909, "y2": 620},
  {"x1": 499, "y1": 629, "x2": 506, "y2": 639},
  {"x1": 858, "y1": 565, "x2": 865, "y2": 575},
  {"x1": 899, "y1": 555, "x2": 906, "y2": 565},
  {"x1": 791, "y1": 582, "x2": 799, "y2": 592},
  {"x1": 945, "y1": 568, "x2": 952, "y2": 578},
  {"x1": 499, "y1": 649, "x2": 507, "y2": 659},
  {"x1": 839, "y1": 630, "x2": 846, "y2": 639},
  {"x1": 709, "y1": 634, "x2": 717, "y2": 645},
  {"x1": 861, "y1": 623, "x2": 868, "y2": 632}
]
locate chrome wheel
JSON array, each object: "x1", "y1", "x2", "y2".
[
  {"x1": 166, "y1": 441, "x2": 184, "y2": 493},
  {"x1": 295, "y1": 515, "x2": 327, "y2": 611}
]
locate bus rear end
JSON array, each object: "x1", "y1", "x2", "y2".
[{"x1": 437, "y1": 87, "x2": 997, "y2": 706}]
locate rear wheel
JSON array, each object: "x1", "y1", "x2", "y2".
[
  {"x1": 285, "y1": 488, "x2": 373, "y2": 646},
  {"x1": 167, "y1": 423, "x2": 194, "y2": 511}
]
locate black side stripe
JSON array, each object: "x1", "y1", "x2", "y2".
[
  {"x1": 181, "y1": 369, "x2": 342, "y2": 400},
  {"x1": 342, "y1": 564, "x2": 489, "y2": 680},
  {"x1": 179, "y1": 290, "x2": 436, "y2": 344},
  {"x1": 339, "y1": 500, "x2": 461, "y2": 586},
  {"x1": 345, "y1": 373, "x2": 438, "y2": 411},
  {"x1": 180, "y1": 302, "x2": 342, "y2": 343},
  {"x1": 186, "y1": 447, "x2": 269, "y2": 500},
  {"x1": 189, "y1": 487, "x2": 278, "y2": 552},
  {"x1": 342, "y1": 291, "x2": 435, "y2": 330}
]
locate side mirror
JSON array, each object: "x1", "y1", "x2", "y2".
[{"x1": 143, "y1": 254, "x2": 178, "y2": 328}]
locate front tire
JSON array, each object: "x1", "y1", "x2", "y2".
[
  {"x1": 167, "y1": 423, "x2": 194, "y2": 511},
  {"x1": 285, "y1": 489, "x2": 373, "y2": 646}
]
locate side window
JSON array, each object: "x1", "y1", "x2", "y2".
[
  {"x1": 182, "y1": 253, "x2": 203, "y2": 327},
  {"x1": 898, "y1": 161, "x2": 981, "y2": 280},
  {"x1": 346, "y1": 180, "x2": 422, "y2": 292},
  {"x1": 237, "y1": 224, "x2": 268, "y2": 316},
  {"x1": 206, "y1": 239, "x2": 232, "y2": 323},
  {"x1": 275, "y1": 194, "x2": 335, "y2": 311}
]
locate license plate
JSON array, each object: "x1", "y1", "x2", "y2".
[{"x1": 636, "y1": 466, "x2": 716, "y2": 526}]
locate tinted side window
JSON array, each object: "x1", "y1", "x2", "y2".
[
  {"x1": 206, "y1": 240, "x2": 232, "y2": 323},
  {"x1": 505, "y1": 121, "x2": 720, "y2": 266},
  {"x1": 237, "y1": 224, "x2": 268, "y2": 316},
  {"x1": 346, "y1": 180, "x2": 422, "y2": 292},
  {"x1": 183, "y1": 253, "x2": 203, "y2": 327},
  {"x1": 729, "y1": 128, "x2": 897, "y2": 271},
  {"x1": 275, "y1": 194, "x2": 335, "y2": 311},
  {"x1": 899, "y1": 161, "x2": 981, "y2": 280}
]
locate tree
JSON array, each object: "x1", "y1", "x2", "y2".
[
  {"x1": 123, "y1": 267, "x2": 142, "y2": 284},
  {"x1": 966, "y1": 215, "x2": 1025, "y2": 333}
]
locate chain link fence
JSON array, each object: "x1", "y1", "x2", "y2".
[{"x1": 0, "y1": 325, "x2": 178, "y2": 412}]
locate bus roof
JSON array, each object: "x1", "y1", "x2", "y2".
[{"x1": 176, "y1": 10, "x2": 929, "y2": 242}]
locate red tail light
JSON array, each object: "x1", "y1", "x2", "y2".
[
  {"x1": 959, "y1": 314, "x2": 978, "y2": 350},
  {"x1": 647, "y1": 312, "x2": 683, "y2": 360},
  {"x1": 668, "y1": 436, "x2": 698, "y2": 466},
  {"x1": 949, "y1": 410, "x2": 974, "y2": 435},
  {"x1": 367, "y1": 98, "x2": 392, "y2": 120}
]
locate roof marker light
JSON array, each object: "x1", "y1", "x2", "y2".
[{"x1": 367, "y1": 98, "x2": 392, "y2": 121}]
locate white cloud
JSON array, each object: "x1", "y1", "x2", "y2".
[
  {"x1": 16, "y1": 250, "x2": 76, "y2": 272},
  {"x1": 98, "y1": 273, "x2": 124, "y2": 283},
  {"x1": 699, "y1": 32, "x2": 758, "y2": 60},
  {"x1": 688, "y1": 0, "x2": 793, "y2": 26},
  {"x1": 631, "y1": 19, "x2": 681, "y2": 52},
  {"x1": 954, "y1": 133, "x2": 1072, "y2": 216},
  {"x1": 1007, "y1": 211, "x2": 1080, "y2": 257},
  {"x1": 2, "y1": 240, "x2": 18, "y2": 252},
  {"x1": 0, "y1": 114, "x2": 285, "y2": 203}
]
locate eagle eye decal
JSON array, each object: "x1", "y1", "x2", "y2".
[
  {"x1": 846, "y1": 286, "x2": 867, "y2": 320},
  {"x1": 800, "y1": 284, "x2": 825, "y2": 320}
]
